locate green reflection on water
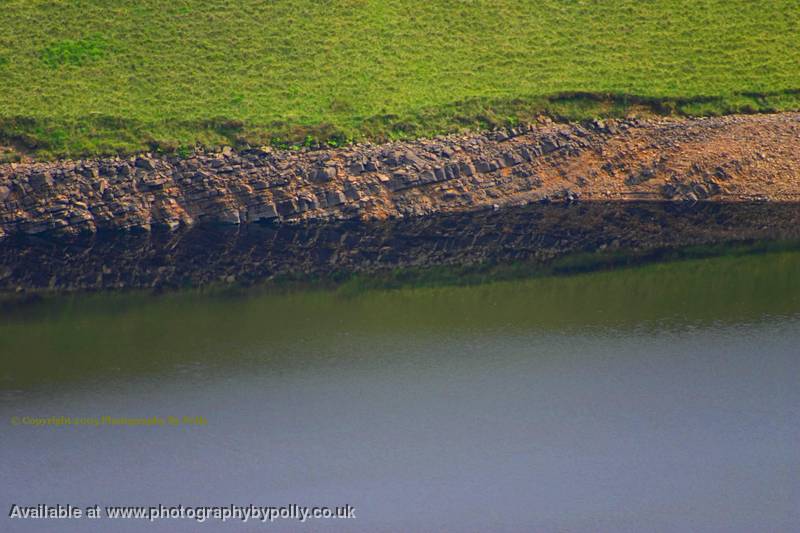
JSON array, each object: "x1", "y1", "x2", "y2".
[{"x1": 2, "y1": 249, "x2": 800, "y2": 391}]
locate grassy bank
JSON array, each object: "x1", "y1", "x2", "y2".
[{"x1": 1, "y1": 0, "x2": 799, "y2": 158}]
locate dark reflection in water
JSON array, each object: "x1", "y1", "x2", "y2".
[
  {"x1": 2, "y1": 201, "x2": 800, "y2": 292},
  {"x1": 1, "y1": 250, "x2": 799, "y2": 532}
]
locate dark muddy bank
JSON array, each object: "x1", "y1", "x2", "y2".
[{"x1": 2, "y1": 201, "x2": 799, "y2": 294}]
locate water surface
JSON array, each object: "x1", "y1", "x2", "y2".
[{"x1": 2, "y1": 251, "x2": 799, "y2": 532}]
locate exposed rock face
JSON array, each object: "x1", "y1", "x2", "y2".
[
  {"x1": 3, "y1": 202, "x2": 800, "y2": 293},
  {"x1": 1, "y1": 113, "x2": 799, "y2": 238}
]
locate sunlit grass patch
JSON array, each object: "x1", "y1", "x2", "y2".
[
  {"x1": 40, "y1": 35, "x2": 109, "y2": 68},
  {"x1": 1, "y1": 0, "x2": 798, "y2": 158}
]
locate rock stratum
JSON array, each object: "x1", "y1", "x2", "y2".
[{"x1": 1, "y1": 112, "x2": 799, "y2": 238}]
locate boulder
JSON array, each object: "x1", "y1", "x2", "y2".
[
  {"x1": 215, "y1": 209, "x2": 241, "y2": 225},
  {"x1": 475, "y1": 160, "x2": 493, "y2": 174},
  {"x1": 325, "y1": 190, "x2": 346, "y2": 206},
  {"x1": 30, "y1": 171, "x2": 54, "y2": 189},
  {"x1": 135, "y1": 157, "x2": 156, "y2": 170},
  {"x1": 540, "y1": 137, "x2": 560, "y2": 154},
  {"x1": 314, "y1": 166, "x2": 337, "y2": 181},
  {"x1": 277, "y1": 199, "x2": 298, "y2": 216},
  {"x1": 458, "y1": 162, "x2": 475, "y2": 176},
  {"x1": 348, "y1": 162, "x2": 365, "y2": 174},
  {"x1": 248, "y1": 203, "x2": 279, "y2": 222}
]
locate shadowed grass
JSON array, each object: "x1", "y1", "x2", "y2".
[{"x1": 1, "y1": 0, "x2": 799, "y2": 158}]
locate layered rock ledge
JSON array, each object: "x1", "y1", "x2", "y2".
[{"x1": 1, "y1": 112, "x2": 799, "y2": 238}]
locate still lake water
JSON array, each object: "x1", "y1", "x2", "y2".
[{"x1": 1, "y1": 251, "x2": 799, "y2": 532}]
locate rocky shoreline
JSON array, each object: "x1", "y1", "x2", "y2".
[
  {"x1": 1, "y1": 112, "x2": 799, "y2": 238},
  {"x1": 2, "y1": 112, "x2": 799, "y2": 293}
]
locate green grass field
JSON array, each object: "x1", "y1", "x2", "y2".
[{"x1": 1, "y1": 0, "x2": 799, "y2": 158}]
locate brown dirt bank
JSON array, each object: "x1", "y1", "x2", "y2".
[{"x1": 0, "y1": 112, "x2": 799, "y2": 238}]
